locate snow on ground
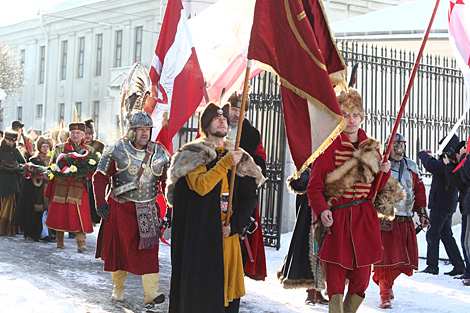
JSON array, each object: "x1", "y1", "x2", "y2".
[{"x1": 0, "y1": 224, "x2": 469, "y2": 313}]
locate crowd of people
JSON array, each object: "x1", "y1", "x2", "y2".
[{"x1": 1, "y1": 82, "x2": 469, "y2": 313}]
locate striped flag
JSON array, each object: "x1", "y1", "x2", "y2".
[
  {"x1": 449, "y1": 0, "x2": 470, "y2": 108},
  {"x1": 247, "y1": 0, "x2": 346, "y2": 177},
  {"x1": 144, "y1": 0, "x2": 206, "y2": 152},
  {"x1": 449, "y1": 0, "x2": 470, "y2": 172}
]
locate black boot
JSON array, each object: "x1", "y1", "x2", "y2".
[
  {"x1": 419, "y1": 266, "x2": 438, "y2": 275},
  {"x1": 444, "y1": 267, "x2": 464, "y2": 276}
]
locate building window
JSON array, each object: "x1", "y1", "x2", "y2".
[
  {"x1": 77, "y1": 37, "x2": 85, "y2": 78},
  {"x1": 20, "y1": 49, "x2": 25, "y2": 67},
  {"x1": 96, "y1": 34, "x2": 102, "y2": 76},
  {"x1": 75, "y1": 102, "x2": 82, "y2": 121},
  {"x1": 39, "y1": 46, "x2": 45, "y2": 84},
  {"x1": 58, "y1": 103, "x2": 65, "y2": 121},
  {"x1": 36, "y1": 104, "x2": 43, "y2": 118},
  {"x1": 17, "y1": 106, "x2": 23, "y2": 121},
  {"x1": 115, "y1": 30, "x2": 122, "y2": 68},
  {"x1": 60, "y1": 40, "x2": 68, "y2": 80},
  {"x1": 93, "y1": 101, "x2": 100, "y2": 133},
  {"x1": 135, "y1": 26, "x2": 143, "y2": 62}
]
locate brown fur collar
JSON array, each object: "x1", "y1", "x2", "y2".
[
  {"x1": 374, "y1": 176, "x2": 405, "y2": 220},
  {"x1": 165, "y1": 137, "x2": 265, "y2": 207},
  {"x1": 323, "y1": 138, "x2": 381, "y2": 206}
]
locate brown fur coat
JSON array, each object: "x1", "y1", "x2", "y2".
[
  {"x1": 165, "y1": 137, "x2": 265, "y2": 207},
  {"x1": 322, "y1": 137, "x2": 403, "y2": 219}
]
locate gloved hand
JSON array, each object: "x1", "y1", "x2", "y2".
[
  {"x1": 96, "y1": 203, "x2": 111, "y2": 220},
  {"x1": 161, "y1": 209, "x2": 172, "y2": 229}
]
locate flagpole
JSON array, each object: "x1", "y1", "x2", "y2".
[
  {"x1": 225, "y1": 60, "x2": 252, "y2": 226},
  {"x1": 373, "y1": 0, "x2": 441, "y2": 198}
]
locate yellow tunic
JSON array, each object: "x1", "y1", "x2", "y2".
[{"x1": 185, "y1": 147, "x2": 246, "y2": 306}]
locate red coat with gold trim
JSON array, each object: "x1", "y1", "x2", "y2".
[{"x1": 307, "y1": 129, "x2": 390, "y2": 269}]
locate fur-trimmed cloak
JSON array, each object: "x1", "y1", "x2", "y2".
[
  {"x1": 166, "y1": 137, "x2": 265, "y2": 313},
  {"x1": 307, "y1": 129, "x2": 392, "y2": 270},
  {"x1": 277, "y1": 168, "x2": 326, "y2": 290}
]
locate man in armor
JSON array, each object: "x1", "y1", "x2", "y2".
[
  {"x1": 92, "y1": 109, "x2": 170, "y2": 312},
  {"x1": 373, "y1": 133, "x2": 428, "y2": 309}
]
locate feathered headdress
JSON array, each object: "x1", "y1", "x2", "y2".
[{"x1": 119, "y1": 63, "x2": 151, "y2": 136}]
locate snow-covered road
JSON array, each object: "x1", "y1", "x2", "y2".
[{"x1": 0, "y1": 225, "x2": 469, "y2": 312}]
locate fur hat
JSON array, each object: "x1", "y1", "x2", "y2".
[
  {"x1": 68, "y1": 122, "x2": 86, "y2": 132},
  {"x1": 84, "y1": 118, "x2": 95, "y2": 134},
  {"x1": 337, "y1": 88, "x2": 365, "y2": 122},
  {"x1": 199, "y1": 102, "x2": 230, "y2": 136},
  {"x1": 35, "y1": 136, "x2": 53, "y2": 151},
  {"x1": 228, "y1": 91, "x2": 250, "y2": 112},
  {"x1": 4, "y1": 129, "x2": 19, "y2": 141}
]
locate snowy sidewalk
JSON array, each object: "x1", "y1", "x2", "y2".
[{"x1": 0, "y1": 226, "x2": 469, "y2": 312}]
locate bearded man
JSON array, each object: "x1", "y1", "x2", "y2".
[
  {"x1": 372, "y1": 133, "x2": 428, "y2": 309},
  {"x1": 93, "y1": 110, "x2": 170, "y2": 312},
  {"x1": 166, "y1": 102, "x2": 265, "y2": 313}
]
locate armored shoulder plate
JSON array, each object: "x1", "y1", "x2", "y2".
[
  {"x1": 391, "y1": 158, "x2": 416, "y2": 216},
  {"x1": 96, "y1": 143, "x2": 116, "y2": 175},
  {"x1": 109, "y1": 140, "x2": 170, "y2": 203},
  {"x1": 405, "y1": 158, "x2": 420, "y2": 176}
]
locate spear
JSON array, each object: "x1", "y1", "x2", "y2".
[
  {"x1": 373, "y1": 0, "x2": 441, "y2": 198},
  {"x1": 225, "y1": 60, "x2": 252, "y2": 226}
]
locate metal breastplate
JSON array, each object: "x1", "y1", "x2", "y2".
[
  {"x1": 110, "y1": 140, "x2": 169, "y2": 203},
  {"x1": 391, "y1": 159, "x2": 415, "y2": 216}
]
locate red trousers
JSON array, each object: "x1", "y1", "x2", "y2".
[
  {"x1": 373, "y1": 267, "x2": 411, "y2": 288},
  {"x1": 325, "y1": 262, "x2": 371, "y2": 298}
]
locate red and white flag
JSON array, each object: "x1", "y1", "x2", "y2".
[
  {"x1": 188, "y1": 0, "x2": 260, "y2": 106},
  {"x1": 449, "y1": 0, "x2": 470, "y2": 172},
  {"x1": 449, "y1": 0, "x2": 470, "y2": 108},
  {"x1": 144, "y1": 0, "x2": 206, "y2": 152}
]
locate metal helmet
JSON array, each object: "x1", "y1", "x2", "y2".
[
  {"x1": 124, "y1": 110, "x2": 153, "y2": 142},
  {"x1": 128, "y1": 110, "x2": 153, "y2": 129},
  {"x1": 385, "y1": 132, "x2": 406, "y2": 145}
]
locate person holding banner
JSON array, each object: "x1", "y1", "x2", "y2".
[
  {"x1": 226, "y1": 91, "x2": 267, "y2": 281},
  {"x1": 166, "y1": 103, "x2": 265, "y2": 313},
  {"x1": 306, "y1": 88, "x2": 391, "y2": 313},
  {"x1": 45, "y1": 122, "x2": 95, "y2": 251}
]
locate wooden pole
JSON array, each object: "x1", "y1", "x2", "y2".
[
  {"x1": 225, "y1": 60, "x2": 252, "y2": 226},
  {"x1": 373, "y1": 0, "x2": 441, "y2": 198}
]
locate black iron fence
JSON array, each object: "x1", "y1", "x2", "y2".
[
  {"x1": 338, "y1": 41, "x2": 468, "y2": 175},
  {"x1": 176, "y1": 40, "x2": 467, "y2": 249}
]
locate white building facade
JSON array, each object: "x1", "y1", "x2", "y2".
[
  {"x1": 0, "y1": 0, "x2": 216, "y2": 143},
  {"x1": 0, "y1": 0, "x2": 415, "y2": 143}
]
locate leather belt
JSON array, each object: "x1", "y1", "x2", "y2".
[
  {"x1": 330, "y1": 198, "x2": 368, "y2": 211},
  {"x1": 395, "y1": 216, "x2": 411, "y2": 222}
]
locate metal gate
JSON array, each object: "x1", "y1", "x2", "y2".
[{"x1": 338, "y1": 40, "x2": 469, "y2": 174}]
